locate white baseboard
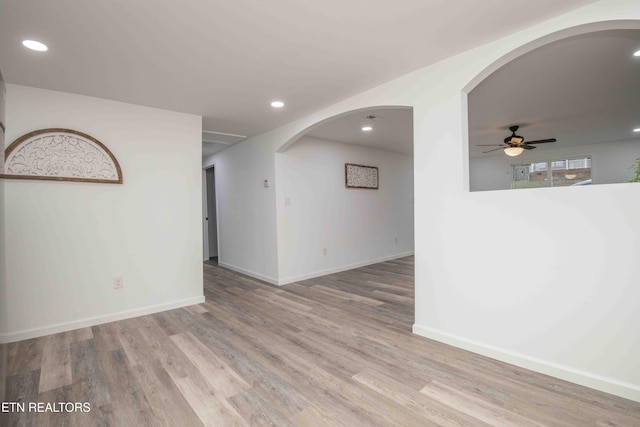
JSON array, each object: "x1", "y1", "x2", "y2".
[
  {"x1": 0, "y1": 295, "x2": 205, "y2": 344},
  {"x1": 277, "y1": 251, "x2": 414, "y2": 286},
  {"x1": 217, "y1": 252, "x2": 414, "y2": 287},
  {"x1": 217, "y1": 262, "x2": 279, "y2": 285},
  {"x1": 412, "y1": 323, "x2": 640, "y2": 403}
]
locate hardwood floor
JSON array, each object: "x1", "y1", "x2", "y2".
[{"x1": 4, "y1": 256, "x2": 640, "y2": 426}]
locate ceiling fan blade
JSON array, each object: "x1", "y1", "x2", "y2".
[
  {"x1": 482, "y1": 147, "x2": 505, "y2": 153},
  {"x1": 527, "y1": 138, "x2": 556, "y2": 144},
  {"x1": 523, "y1": 145, "x2": 536, "y2": 150},
  {"x1": 476, "y1": 144, "x2": 505, "y2": 146}
]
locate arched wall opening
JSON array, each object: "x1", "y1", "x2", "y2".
[
  {"x1": 274, "y1": 106, "x2": 415, "y2": 289},
  {"x1": 463, "y1": 20, "x2": 640, "y2": 192},
  {"x1": 277, "y1": 105, "x2": 412, "y2": 153}
]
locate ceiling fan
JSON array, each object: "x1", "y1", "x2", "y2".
[{"x1": 478, "y1": 125, "x2": 556, "y2": 156}]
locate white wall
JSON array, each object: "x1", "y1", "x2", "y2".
[
  {"x1": 470, "y1": 154, "x2": 513, "y2": 191},
  {"x1": 204, "y1": 0, "x2": 640, "y2": 401},
  {"x1": 275, "y1": 136, "x2": 414, "y2": 283},
  {"x1": 591, "y1": 138, "x2": 640, "y2": 183},
  {"x1": 202, "y1": 132, "x2": 280, "y2": 283},
  {"x1": 2, "y1": 85, "x2": 204, "y2": 341},
  {"x1": 471, "y1": 137, "x2": 640, "y2": 191}
]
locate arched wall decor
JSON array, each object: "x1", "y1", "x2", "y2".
[{"x1": 3, "y1": 128, "x2": 123, "y2": 184}]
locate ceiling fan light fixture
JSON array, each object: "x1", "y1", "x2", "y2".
[{"x1": 504, "y1": 146, "x2": 524, "y2": 156}]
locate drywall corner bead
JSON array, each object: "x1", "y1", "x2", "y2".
[{"x1": 2, "y1": 128, "x2": 123, "y2": 184}]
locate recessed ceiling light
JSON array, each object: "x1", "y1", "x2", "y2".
[
  {"x1": 362, "y1": 126, "x2": 373, "y2": 132},
  {"x1": 270, "y1": 101, "x2": 284, "y2": 108},
  {"x1": 634, "y1": 49, "x2": 640, "y2": 57},
  {"x1": 22, "y1": 39, "x2": 48, "y2": 52}
]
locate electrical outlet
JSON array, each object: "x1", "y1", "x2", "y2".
[
  {"x1": 113, "y1": 277, "x2": 124, "y2": 289},
  {"x1": 322, "y1": 248, "x2": 327, "y2": 256}
]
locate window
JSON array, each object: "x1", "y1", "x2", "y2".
[{"x1": 512, "y1": 156, "x2": 591, "y2": 189}]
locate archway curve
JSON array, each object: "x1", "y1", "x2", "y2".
[
  {"x1": 463, "y1": 19, "x2": 640, "y2": 95},
  {"x1": 462, "y1": 19, "x2": 640, "y2": 191},
  {"x1": 276, "y1": 105, "x2": 412, "y2": 153}
]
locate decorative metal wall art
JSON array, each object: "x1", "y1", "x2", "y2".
[
  {"x1": 3, "y1": 128, "x2": 123, "y2": 184},
  {"x1": 345, "y1": 163, "x2": 378, "y2": 189}
]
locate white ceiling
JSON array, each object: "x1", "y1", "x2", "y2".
[
  {"x1": 202, "y1": 131, "x2": 246, "y2": 157},
  {"x1": 0, "y1": 0, "x2": 595, "y2": 143},
  {"x1": 469, "y1": 29, "x2": 640, "y2": 158},
  {"x1": 306, "y1": 107, "x2": 413, "y2": 155}
]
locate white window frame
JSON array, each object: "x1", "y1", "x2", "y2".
[{"x1": 511, "y1": 155, "x2": 592, "y2": 189}]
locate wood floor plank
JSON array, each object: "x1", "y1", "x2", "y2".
[
  {"x1": 116, "y1": 321, "x2": 156, "y2": 367},
  {"x1": 151, "y1": 311, "x2": 187, "y2": 337},
  {"x1": 352, "y1": 367, "x2": 490, "y2": 427},
  {"x1": 251, "y1": 288, "x2": 314, "y2": 312},
  {"x1": 447, "y1": 355, "x2": 640, "y2": 427},
  {"x1": 170, "y1": 332, "x2": 251, "y2": 398},
  {"x1": 194, "y1": 309, "x2": 425, "y2": 426},
  {"x1": 97, "y1": 347, "x2": 161, "y2": 426},
  {"x1": 91, "y1": 323, "x2": 122, "y2": 354},
  {"x1": 8, "y1": 338, "x2": 44, "y2": 376},
  {"x1": 227, "y1": 388, "x2": 296, "y2": 427},
  {"x1": 168, "y1": 309, "x2": 312, "y2": 416},
  {"x1": 138, "y1": 310, "x2": 261, "y2": 426},
  {"x1": 171, "y1": 374, "x2": 249, "y2": 427},
  {"x1": 65, "y1": 327, "x2": 94, "y2": 343},
  {"x1": 37, "y1": 384, "x2": 112, "y2": 427},
  {"x1": 289, "y1": 405, "x2": 338, "y2": 427},
  {"x1": 132, "y1": 361, "x2": 204, "y2": 426},
  {"x1": 420, "y1": 380, "x2": 545, "y2": 427},
  {"x1": 137, "y1": 313, "x2": 200, "y2": 380},
  {"x1": 311, "y1": 284, "x2": 385, "y2": 306},
  {"x1": 38, "y1": 333, "x2": 72, "y2": 393},
  {"x1": 5, "y1": 370, "x2": 40, "y2": 427},
  {"x1": 286, "y1": 362, "x2": 431, "y2": 427},
  {"x1": 37, "y1": 385, "x2": 72, "y2": 427},
  {"x1": 184, "y1": 304, "x2": 208, "y2": 316},
  {"x1": 371, "y1": 289, "x2": 414, "y2": 304},
  {"x1": 68, "y1": 340, "x2": 111, "y2": 409}
]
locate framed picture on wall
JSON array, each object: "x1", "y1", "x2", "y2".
[{"x1": 345, "y1": 163, "x2": 378, "y2": 189}]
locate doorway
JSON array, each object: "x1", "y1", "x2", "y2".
[
  {"x1": 203, "y1": 166, "x2": 219, "y2": 265},
  {"x1": 275, "y1": 106, "x2": 414, "y2": 286}
]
